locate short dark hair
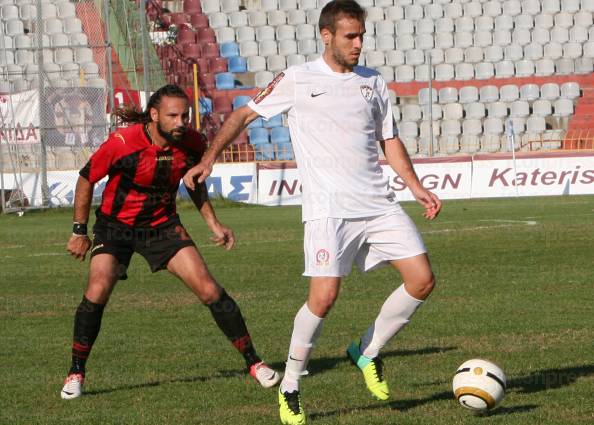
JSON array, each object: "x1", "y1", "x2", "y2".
[
  {"x1": 114, "y1": 84, "x2": 188, "y2": 124},
  {"x1": 318, "y1": 0, "x2": 366, "y2": 34}
]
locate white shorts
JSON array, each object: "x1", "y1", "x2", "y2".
[{"x1": 303, "y1": 206, "x2": 427, "y2": 277}]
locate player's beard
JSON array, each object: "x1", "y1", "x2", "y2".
[
  {"x1": 157, "y1": 121, "x2": 186, "y2": 143},
  {"x1": 331, "y1": 47, "x2": 359, "y2": 71}
]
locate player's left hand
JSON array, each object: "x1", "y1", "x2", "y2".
[
  {"x1": 210, "y1": 223, "x2": 236, "y2": 250},
  {"x1": 411, "y1": 187, "x2": 442, "y2": 220}
]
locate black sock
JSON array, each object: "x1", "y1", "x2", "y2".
[
  {"x1": 208, "y1": 290, "x2": 261, "y2": 367},
  {"x1": 69, "y1": 296, "x2": 105, "y2": 375}
]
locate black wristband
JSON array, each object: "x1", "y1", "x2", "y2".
[{"x1": 72, "y1": 222, "x2": 88, "y2": 236}]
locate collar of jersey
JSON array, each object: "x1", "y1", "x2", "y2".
[{"x1": 317, "y1": 57, "x2": 357, "y2": 79}]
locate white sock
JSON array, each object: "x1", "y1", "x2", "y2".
[
  {"x1": 359, "y1": 283, "x2": 423, "y2": 359},
  {"x1": 280, "y1": 303, "x2": 324, "y2": 393}
]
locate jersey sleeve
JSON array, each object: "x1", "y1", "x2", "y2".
[
  {"x1": 79, "y1": 133, "x2": 125, "y2": 184},
  {"x1": 374, "y1": 76, "x2": 396, "y2": 141},
  {"x1": 247, "y1": 68, "x2": 295, "y2": 120}
]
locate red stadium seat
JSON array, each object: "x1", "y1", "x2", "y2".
[
  {"x1": 177, "y1": 28, "x2": 196, "y2": 45},
  {"x1": 190, "y1": 13, "x2": 209, "y2": 29},
  {"x1": 182, "y1": 43, "x2": 201, "y2": 59},
  {"x1": 196, "y1": 27, "x2": 216, "y2": 43},
  {"x1": 199, "y1": 72, "x2": 215, "y2": 90},
  {"x1": 201, "y1": 42, "x2": 220, "y2": 58},
  {"x1": 208, "y1": 56, "x2": 228, "y2": 73},
  {"x1": 170, "y1": 13, "x2": 189, "y2": 25},
  {"x1": 183, "y1": 0, "x2": 202, "y2": 14},
  {"x1": 213, "y1": 93, "x2": 232, "y2": 114}
]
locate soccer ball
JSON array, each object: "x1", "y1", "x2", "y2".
[{"x1": 452, "y1": 359, "x2": 506, "y2": 413}]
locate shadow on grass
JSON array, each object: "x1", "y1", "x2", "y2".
[
  {"x1": 84, "y1": 369, "x2": 246, "y2": 396},
  {"x1": 309, "y1": 363, "x2": 594, "y2": 421},
  {"x1": 507, "y1": 364, "x2": 594, "y2": 394},
  {"x1": 307, "y1": 346, "x2": 458, "y2": 375}
]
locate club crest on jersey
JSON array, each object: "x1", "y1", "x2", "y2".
[
  {"x1": 253, "y1": 72, "x2": 285, "y2": 104},
  {"x1": 360, "y1": 85, "x2": 373, "y2": 102},
  {"x1": 315, "y1": 249, "x2": 330, "y2": 266}
]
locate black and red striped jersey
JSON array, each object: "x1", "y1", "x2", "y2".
[{"x1": 80, "y1": 123, "x2": 206, "y2": 227}]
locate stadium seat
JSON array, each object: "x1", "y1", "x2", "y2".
[
  {"x1": 275, "y1": 143, "x2": 294, "y2": 161},
  {"x1": 402, "y1": 104, "x2": 422, "y2": 122},
  {"x1": 435, "y1": 63, "x2": 455, "y2": 81},
  {"x1": 455, "y1": 63, "x2": 474, "y2": 80},
  {"x1": 459, "y1": 86, "x2": 479, "y2": 104},
  {"x1": 215, "y1": 72, "x2": 235, "y2": 90},
  {"x1": 233, "y1": 95, "x2": 252, "y2": 110},
  {"x1": 462, "y1": 119, "x2": 482, "y2": 135},
  {"x1": 418, "y1": 88, "x2": 438, "y2": 105},
  {"x1": 249, "y1": 128, "x2": 269, "y2": 145},
  {"x1": 555, "y1": 58, "x2": 575, "y2": 75},
  {"x1": 255, "y1": 143, "x2": 276, "y2": 161},
  {"x1": 288, "y1": 9, "x2": 306, "y2": 25},
  {"x1": 271, "y1": 126, "x2": 291, "y2": 143},
  {"x1": 229, "y1": 11, "x2": 248, "y2": 27},
  {"x1": 267, "y1": 55, "x2": 287, "y2": 72},
  {"x1": 377, "y1": 66, "x2": 395, "y2": 82},
  {"x1": 220, "y1": 42, "x2": 240, "y2": 58},
  {"x1": 499, "y1": 85, "x2": 520, "y2": 102},
  {"x1": 560, "y1": 82, "x2": 580, "y2": 99},
  {"x1": 264, "y1": 114, "x2": 284, "y2": 129},
  {"x1": 395, "y1": 65, "x2": 414, "y2": 83},
  {"x1": 520, "y1": 83, "x2": 540, "y2": 100},
  {"x1": 575, "y1": 58, "x2": 594, "y2": 75},
  {"x1": 236, "y1": 26, "x2": 256, "y2": 42},
  {"x1": 247, "y1": 55, "x2": 267, "y2": 72},
  {"x1": 255, "y1": 70, "x2": 274, "y2": 88},
  {"x1": 228, "y1": 56, "x2": 248, "y2": 73},
  {"x1": 475, "y1": 62, "x2": 494, "y2": 79},
  {"x1": 435, "y1": 32, "x2": 454, "y2": 49},
  {"x1": 421, "y1": 104, "x2": 443, "y2": 120},
  {"x1": 199, "y1": 97, "x2": 213, "y2": 115},
  {"x1": 535, "y1": 59, "x2": 555, "y2": 76},
  {"x1": 215, "y1": 27, "x2": 235, "y2": 43},
  {"x1": 443, "y1": 103, "x2": 463, "y2": 120},
  {"x1": 398, "y1": 122, "x2": 419, "y2": 138},
  {"x1": 213, "y1": 94, "x2": 233, "y2": 114},
  {"x1": 464, "y1": 102, "x2": 486, "y2": 120},
  {"x1": 420, "y1": 121, "x2": 441, "y2": 138}
]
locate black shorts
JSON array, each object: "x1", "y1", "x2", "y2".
[{"x1": 90, "y1": 215, "x2": 195, "y2": 280}]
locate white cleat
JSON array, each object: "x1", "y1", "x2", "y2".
[
  {"x1": 249, "y1": 361, "x2": 281, "y2": 388},
  {"x1": 60, "y1": 373, "x2": 84, "y2": 400}
]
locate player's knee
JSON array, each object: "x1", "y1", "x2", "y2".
[
  {"x1": 414, "y1": 273, "x2": 435, "y2": 300},
  {"x1": 195, "y1": 280, "x2": 222, "y2": 305},
  {"x1": 310, "y1": 291, "x2": 339, "y2": 317}
]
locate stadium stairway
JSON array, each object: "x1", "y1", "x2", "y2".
[{"x1": 75, "y1": 2, "x2": 132, "y2": 90}]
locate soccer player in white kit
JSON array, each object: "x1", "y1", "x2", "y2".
[{"x1": 184, "y1": 1, "x2": 442, "y2": 423}]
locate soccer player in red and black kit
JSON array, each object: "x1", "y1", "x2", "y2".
[{"x1": 60, "y1": 85, "x2": 280, "y2": 399}]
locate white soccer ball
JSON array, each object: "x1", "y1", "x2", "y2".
[{"x1": 452, "y1": 359, "x2": 506, "y2": 412}]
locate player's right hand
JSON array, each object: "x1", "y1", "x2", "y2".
[
  {"x1": 183, "y1": 161, "x2": 213, "y2": 190},
  {"x1": 67, "y1": 234, "x2": 92, "y2": 261}
]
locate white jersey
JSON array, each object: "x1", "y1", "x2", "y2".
[{"x1": 247, "y1": 57, "x2": 398, "y2": 221}]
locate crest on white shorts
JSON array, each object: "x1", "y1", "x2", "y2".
[
  {"x1": 315, "y1": 249, "x2": 330, "y2": 266},
  {"x1": 360, "y1": 85, "x2": 373, "y2": 102}
]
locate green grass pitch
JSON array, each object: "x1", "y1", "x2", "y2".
[{"x1": 1, "y1": 196, "x2": 593, "y2": 424}]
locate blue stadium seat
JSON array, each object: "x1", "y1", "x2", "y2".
[
  {"x1": 263, "y1": 114, "x2": 283, "y2": 128},
  {"x1": 247, "y1": 117, "x2": 263, "y2": 128},
  {"x1": 199, "y1": 97, "x2": 212, "y2": 114},
  {"x1": 275, "y1": 142, "x2": 294, "y2": 160},
  {"x1": 248, "y1": 127, "x2": 269, "y2": 145},
  {"x1": 215, "y1": 72, "x2": 235, "y2": 90},
  {"x1": 233, "y1": 95, "x2": 252, "y2": 109},
  {"x1": 220, "y1": 42, "x2": 240, "y2": 58},
  {"x1": 255, "y1": 143, "x2": 275, "y2": 161},
  {"x1": 271, "y1": 126, "x2": 290, "y2": 144},
  {"x1": 228, "y1": 56, "x2": 248, "y2": 73}
]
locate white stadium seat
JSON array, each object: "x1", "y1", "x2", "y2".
[
  {"x1": 503, "y1": 0, "x2": 522, "y2": 16},
  {"x1": 455, "y1": 32, "x2": 473, "y2": 48},
  {"x1": 236, "y1": 26, "x2": 256, "y2": 42},
  {"x1": 386, "y1": 49, "x2": 405, "y2": 66},
  {"x1": 277, "y1": 25, "x2": 296, "y2": 40},
  {"x1": 455, "y1": 63, "x2": 475, "y2": 80},
  {"x1": 439, "y1": 87, "x2": 458, "y2": 104},
  {"x1": 286, "y1": 53, "x2": 306, "y2": 67},
  {"x1": 249, "y1": 11, "x2": 268, "y2": 27},
  {"x1": 484, "y1": 118, "x2": 504, "y2": 135},
  {"x1": 480, "y1": 85, "x2": 499, "y2": 102},
  {"x1": 398, "y1": 122, "x2": 419, "y2": 138},
  {"x1": 385, "y1": 5, "x2": 404, "y2": 21},
  {"x1": 493, "y1": 30, "x2": 511, "y2": 46},
  {"x1": 445, "y1": 2, "x2": 463, "y2": 19},
  {"x1": 474, "y1": 31, "x2": 492, "y2": 48},
  {"x1": 435, "y1": 63, "x2": 455, "y2": 81},
  {"x1": 377, "y1": 35, "x2": 396, "y2": 51},
  {"x1": 494, "y1": 15, "x2": 513, "y2": 30},
  {"x1": 420, "y1": 121, "x2": 441, "y2": 138},
  {"x1": 443, "y1": 103, "x2": 463, "y2": 120},
  {"x1": 395, "y1": 65, "x2": 414, "y2": 82},
  {"x1": 533, "y1": 100, "x2": 553, "y2": 116},
  {"x1": 258, "y1": 40, "x2": 277, "y2": 56},
  {"x1": 256, "y1": 26, "x2": 276, "y2": 41},
  {"x1": 441, "y1": 120, "x2": 461, "y2": 137},
  {"x1": 255, "y1": 70, "x2": 274, "y2": 88},
  {"x1": 520, "y1": 83, "x2": 540, "y2": 100},
  {"x1": 499, "y1": 84, "x2": 520, "y2": 102},
  {"x1": 279, "y1": 39, "x2": 298, "y2": 55},
  {"x1": 435, "y1": 32, "x2": 454, "y2": 49},
  {"x1": 555, "y1": 58, "x2": 575, "y2": 75},
  {"x1": 563, "y1": 42, "x2": 582, "y2": 59},
  {"x1": 455, "y1": 16, "x2": 474, "y2": 32},
  {"x1": 574, "y1": 11, "x2": 593, "y2": 27},
  {"x1": 475, "y1": 62, "x2": 494, "y2": 79},
  {"x1": 421, "y1": 104, "x2": 443, "y2": 120},
  {"x1": 560, "y1": 82, "x2": 580, "y2": 99},
  {"x1": 526, "y1": 116, "x2": 546, "y2": 133},
  {"x1": 485, "y1": 46, "x2": 504, "y2": 63},
  {"x1": 229, "y1": 11, "x2": 248, "y2": 27},
  {"x1": 459, "y1": 86, "x2": 479, "y2": 104},
  {"x1": 488, "y1": 101, "x2": 508, "y2": 118},
  {"x1": 288, "y1": 9, "x2": 306, "y2": 25},
  {"x1": 544, "y1": 42, "x2": 563, "y2": 59},
  {"x1": 209, "y1": 12, "x2": 229, "y2": 29},
  {"x1": 247, "y1": 55, "x2": 267, "y2": 72},
  {"x1": 510, "y1": 100, "x2": 530, "y2": 117},
  {"x1": 553, "y1": 99, "x2": 574, "y2": 117},
  {"x1": 216, "y1": 27, "x2": 236, "y2": 43},
  {"x1": 240, "y1": 40, "x2": 259, "y2": 57},
  {"x1": 402, "y1": 104, "x2": 422, "y2": 121},
  {"x1": 267, "y1": 55, "x2": 287, "y2": 72},
  {"x1": 396, "y1": 34, "x2": 414, "y2": 51},
  {"x1": 366, "y1": 51, "x2": 385, "y2": 67},
  {"x1": 435, "y1": 17, "x2": 454, "y2": 33},
  {"x1": 268, "y1": 10, "x2": 287, "y2": 26},
  {"x1": 463, "y1": 119, "x2": 482, "y2": 135},
  {"x1": 377, "y1": 66, "x2": 395, "y2": 82},
  {"x1": 445, "y1": 47, "x2": 464, "y2": 64},
  {"x1": 535, "y1": 59, "x2": 555, "y2": 76},
  {"x1": 418, "y1": 88, "x2": 438, "y2": 105},
  {"x1": 540, "y1": 83, "x2": 560, "y2": 100},
  {"x1": 575, "y1": 58, "x2": 594, "y2": 74},
  {"x1": 505, "y1": 44, "x2": 524, "y2": 61}
]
